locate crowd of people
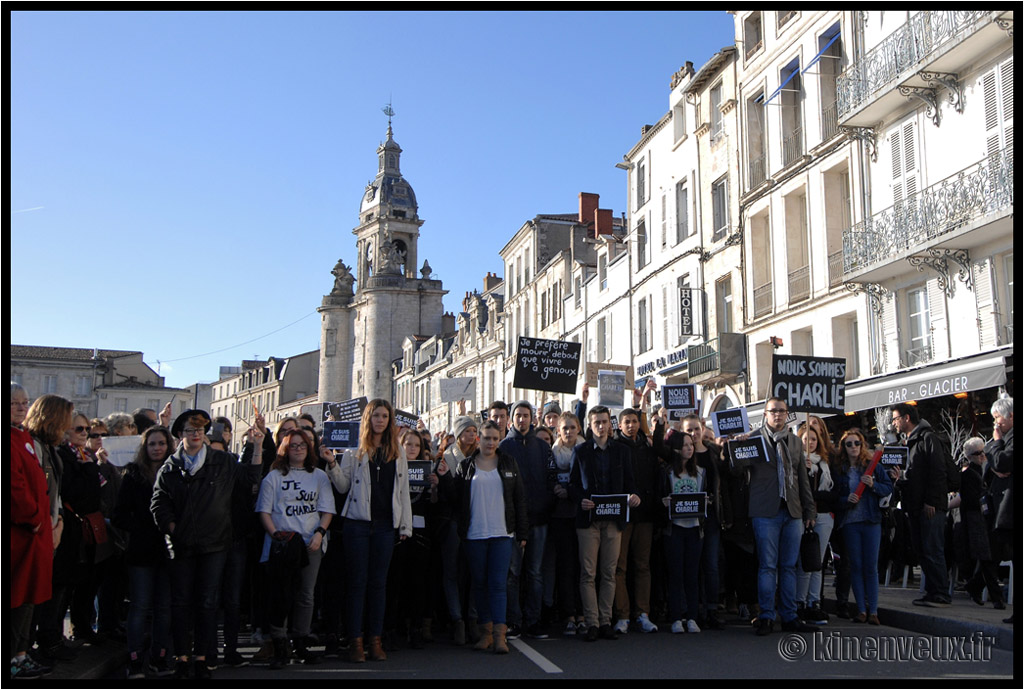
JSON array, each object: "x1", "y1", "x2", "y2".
[{"x1": 9, "y1": 380, "x2": 1015, "y2": 679}]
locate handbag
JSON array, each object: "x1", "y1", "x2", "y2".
[
  {"x1": 800, "y1": 526, "x2": 822, "y2": 572},
  {"x1": 65, "y1": 503, "x2": 108, "y2": 546}
]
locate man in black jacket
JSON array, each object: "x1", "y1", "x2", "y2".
[
  {"x1": 569, "y1": 406, "x2": 640, "y2": 641},
  {"x1": 890, "y1": 403, "x2": 952, "y2": 607},
  {"x1": 151, "y1": 410, "x2": 263, "y2": 679}
]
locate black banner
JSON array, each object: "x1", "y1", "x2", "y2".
[
  {"x1": 513, "y1": 336, "x2": 582, "y2": 394},
  {"x1": 322, "y1": 421, "x2": 360, "y2": 449},
  {"x1": 323, "y1": 398, "x2": 367, "y2": 423},
  {"x1": 591, "y1": 494, "x2": 629, "y2": 522},
  {"x1": 669, "y1": 492, "x2": 707, "y2": 519},
  {"x1": 771, "y1": 354, "x2": 847, "y2": 415},
  {"x1": 727, "y1": 436, "x2": 770, "y2": 468},
  {"x1": 407, "y1": 460, "x2": 432, "y2": 488},
  {"x1": 712, "y1": 408, "x2": 749, "y2": 437},
  {"x1": 879, "y1": 446, "x2": 908, "y2": 468},
  {"x1": 394, "y1": 409, "x2": 420, "y2": 429}
]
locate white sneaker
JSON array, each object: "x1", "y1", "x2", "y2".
[
  {"x1": 686, "y1": 619, "x2": 701, "y2": 633},
  {"x1": 613, "y1": 619, "x2": 630, "y2": 635},
  {"x1": 671, "y1": 620, "x2": 685, "y2": 634},
  {"x1": 563, "y1": 620, "x2": 578, "y2": 636},
  {"x1": 637, "y1": 613, "x2": 659, "y2": 633}
]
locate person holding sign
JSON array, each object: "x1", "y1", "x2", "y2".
[
  {"x1": 324, "y1": 399, "x2": 412, "y2": 664},
  {"x1": 731, "y1": 398, "x2": 816, "y2": 636},
  {"x1": 659, "y1": 430, "x2": 704, "y2": 634},
  {"x1": 568, "y1": 406, "x2": 640, "y2": 642},
  {"x1": 550, "y1": 412, "x2": 585, "y2": 636},
  {"x1": 836, "y1": 429, "x2": 892, "y2": 625},
  {"x1": 438, "y1": 416, "x2": 478, "y2": 644},
  {"x1": 438, "y1": 420, "x2": 528, "y2": 655},
  {"x1": 794, "y1": 424, "x2": 841, "y2": 626},
  {"x1": 256, "y1": 428, "x2": 335, "y2": 668}
]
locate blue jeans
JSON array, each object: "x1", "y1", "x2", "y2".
[
  {"x1": 465, "y1": 537, "x2": 515, "y2": 626},
  {"x1": 910, "y1": 508, "x2": 949, "y2": 599},
  {"x1": 507, "y1": 524, "x2": 547, "y2": 627},
  {"x1": 438, "y1": 520, "x2": 463, "y2": 621},
  {"x1": 664, "y1": 525, "x2": 703, "y2": 622},
  {"x1": 752, "y1": 508, "x2": 802, "y2": 622},
  {"x1": 343, "y1": 519, "x2": 395, "y2": 639},
  {"x1": 843, "y1": 520, "x2": 881, "y2": 615},
  {"x1": 126, "y1": 564, "x2": 172, "y2": 659},
  {"x1": 169, "y1": 549, "x2": 228, "y2": 659}
]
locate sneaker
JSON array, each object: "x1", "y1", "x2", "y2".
[
  {"x1": 223, "y1": 650, "x2": 249, "y2": 668},
  {"x1": 671, "y1": 620, "x2": 685, "y2": 634},
  {"x1": 583, "y1": 626, "x2": 599, "y2": 642},
  {"x1": 576, "y1": 621, "x2": 588, "y2": 636},
  {"x1": 11, "y1": 657, "x2": 45, "y2": 680},
  {"x1": 250, "y1": 628, "x2": 264, "y2": 646},
  {"x1": 505, "y1": 624, "x2": 522, "y2": 640},
  {"x1": 737, "y1": 604, "x2": 750, "y2": 622},
  {"x1": 755, "y1": 618, "x2": 773, "y2": 636},
  {"x1": 781, "y1": 618, "x2": 819, "y2": 633},
  {"x1": 526, "y1": 622, "x2": 549, "y2": 639},
  {"x1": 563, "y1": 620, "x2": 578, "y2": 636},
  {"x1": 148, "y1": 654, "x2": 173, "y2": 677},
  {"x1": 598, "y1": 624, "x2": 619, "y2": 640},
  {"x1": 126, "y1": 658, "x2": 145, "y2": 680},
  {"x1": 636, "y1": 613, "x2": 659, "y2": 633},
  {"x1": 613, "y1": 619, "x2": 630, "y2": 635},
  {"x1": 686, "y1": 619, "x2": 701, "y2": 634},
  {"x1": 804, "y1": 605, "x2": 829, "y2": 625},
  {"x1": 912, "y1": 595, "x2": 951, "y2": 607}
]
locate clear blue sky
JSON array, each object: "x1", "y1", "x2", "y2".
[{"x1": 11, "y1": 10, "x2": 736, "y2": 390}]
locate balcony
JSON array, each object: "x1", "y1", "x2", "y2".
[
  {"x1": 686, "y1": 333, "x2": 746, "y2": 385},
  {"x1": 904, "y1": 344, "x2": 933, "y2": 368},
  {"x1": 748, "y1": 153, "x2": 767, "y2": 190},
  {"x1": 782, "y1": 125, "x2": 804, "y2": 167},
  {"x1": 843, "y1": 152, "x2": 1013, "y2": 280},
  {"x1": 828, "y1": 250, "x2": 844, "y2": 288},
  {"x1": 821, "y1": 101, "x2": 839, "y2": 142},
  {"x1": 788, "y1": 265, "x2": 810, "y2": 304},
  {"x1": 837, "y1": 10, "x2": 1007, "y2": 127},
  {"x1": 753, "y1": 281, "x2": 773, "y2": 319}
]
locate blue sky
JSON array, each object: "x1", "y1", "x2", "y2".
[{"x1": 11, "y1": 10, "x2": 736, "y2": 389}]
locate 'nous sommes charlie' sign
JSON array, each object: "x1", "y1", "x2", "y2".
[{"x1": 771, "y1": 354, "x2": 847, "y2": 416}]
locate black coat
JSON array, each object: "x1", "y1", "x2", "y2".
[
  {"x1": 151, "y1": 447, "x2": 260, "y2": 557},
  {"x1": 112, "y1": 463, "x2": 168, "y2": 567},
  {"x1": 440, "y1": 450, "x2": 529, "y2": 544},
  {"x1": 568, "y1": 437, "x2": 636, "y2": 530},
  {"x1": 898, "y1": 420, "x2": 951, "y2": 513}
]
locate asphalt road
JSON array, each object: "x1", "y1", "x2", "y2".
[{"x1": 176, "y1": 618, "x2": 1014, "y2": 681}]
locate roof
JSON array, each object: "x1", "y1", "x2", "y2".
[
  {"x1": 11, "y1": 345, "x2": 142, "y2": 361},
  {"x1": 682, "y1": 46, "x2": 737, "y2": 95},
  {"x1": 96, "y1": 379, "x2": 186, "y2": 392}
]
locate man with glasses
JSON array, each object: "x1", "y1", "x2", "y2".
[
  {"x1": 733, "y1": 398, "x2": 816, "y2": 636},
  {"x1": 889, "y1": 402, "x2": 952, "y2": 607},
  {"x1": 151, "y1": 409, "x2": 264, "y2": 679}
]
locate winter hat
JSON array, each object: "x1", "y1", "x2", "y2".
[{"x1": 452, "y1": 415, "x2": 478, "y2": 440}]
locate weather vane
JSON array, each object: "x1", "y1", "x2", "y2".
[{"x1": 382, "y1": 99, "x2": 395, "y2": 128}]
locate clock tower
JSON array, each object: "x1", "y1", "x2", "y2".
[{"x1": 319, "y1": 117, "x2": 447, "y2": 404}]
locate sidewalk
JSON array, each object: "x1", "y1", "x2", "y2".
[{"x1": 826, "y1": 583, "x2": 1015, "y2": 651}]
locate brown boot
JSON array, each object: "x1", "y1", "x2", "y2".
[
  {"x1": 368, "y1": 636, "x2": 387, "y2": 661},
  {"x1": 348, "y1": 637, "x2": 366, "y2": 664},
  {"x1": 493, "y1": 623, "x2": 509, "y2": 654},
  {"x1": 473, "y1": 622, "x2": 493, "y2": 651}
]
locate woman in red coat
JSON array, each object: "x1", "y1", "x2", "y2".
[{"x1": 11, "y1": 384, "x2": 56, "y2": 679}]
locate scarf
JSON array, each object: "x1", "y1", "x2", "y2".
[
  {"x1": 807, "y1": 452, "x2": 834, "y2": 492},
  {"x1": 768, "y1": 427, "x2": 797, "y2": 501}
]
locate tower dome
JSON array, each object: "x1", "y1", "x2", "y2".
[{"x1": 359, "y1": 124, "x2": 418, "y2": 221}]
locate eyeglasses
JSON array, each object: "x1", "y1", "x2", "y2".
[
  {"x1": 181, "y1": 427, "x2": 206, "y2": 436},
  {"x1": 766, "y1": 409, "x2": 789, "y2": 415},
  {"x1": 289, "y1": 443, "x2": 308, "y2": 450},
  {"x1": 969, "y1": 450, "x2": 986, "y2": 457},
  {"x1": 844, "y1": 440, "x2": 862, "y2": 448},
  {"x1": 300, "y1": 426, "x2": 315, "y2": 433},
  {"x1": 74, "y1": 425, "x2": 91, "y2": 433},
  {"x1": 88, "y1": 433, "x2": 103, "y2": 439}
]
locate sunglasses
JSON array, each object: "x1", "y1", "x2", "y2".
[
  {"x1": 844, "y1": 440, "x2": 862, "y2": 447},
  {"x1": 88, "y1": 433, "x2": 104, "y2": 439},
  {"x1": 74, "y1": 425, "x2": 92, "y2": 433}
]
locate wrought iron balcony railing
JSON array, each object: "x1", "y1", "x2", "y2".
[
  {"x1": 748, "y1": 152, "x2": 767, "y2": 190},
  {"x1": 828, "y1": 250, "x2": 844, "y2": 287},
  {"x1": 687, "y1": 339, "x2": 721, "y2": 379},
  {"x1": 837, "y1": 10, "x2": 992, "y2": 118},
  {"x1": 788, "y1": 265, "x2": 810, "y2": 303},
  {"x1": 821, "y1": 101, "x2": 840, "y2": 142},
  {"x1": 782, "y1": 125, "x2": 804, "y2": 166},
  {"x1": 753, "y1": 281, "x2": 773, "y2": 319},
  {"x1": 843, "y1": 151, "x2": 1013, "y2": 274}
]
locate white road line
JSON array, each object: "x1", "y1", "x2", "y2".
[{"x1": 509, "y1": 639, "x2": 563, "y2": 674}]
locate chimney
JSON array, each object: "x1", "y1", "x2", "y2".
[
  {"x1": 442, "y1": 312, "x2": 456, "y2": 336},
  {"x1": 483, "y1": 272, "x2": 502, "y2": 293},
  {"x1": 685, "y1": 60, "x2": 694, "y2": 76},
  {"x1": 579, "y1": 192, "x2": 599, "y2": 228},
  {"x1": 594, "y1": 208, "x2": 614, "y2": 237}
]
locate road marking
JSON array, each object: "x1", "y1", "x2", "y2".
[{"x1": 510, "y1": 639, "x2": 563, "y2": 674}]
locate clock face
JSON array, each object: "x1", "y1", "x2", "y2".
[{"x1": 365, "y1": 186, "x2": 376, "y2": 201}]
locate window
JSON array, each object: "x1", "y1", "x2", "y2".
[
  {"x1": 712, "y1": 177, "x2": 730, "y2": 241},
  {"x1": 637, "y1": 219, "x2": 649, "y2": 270},
  {"x1": 716, "y1": 276, "x2": 733, "y2": 334},
  {"x1": 780, "y1": 59, "x2": 804, "y2": 166},
  {"x1": 524, "y1": 249, "x2": 531, "y2": 284},
  {"x1": 777, "y1": 10, "x2": 797, "y2": 29},
  {"x1": 817, "y1": 26, "x2": 843, "y2": 142},
  {"x1": 661, "y1": 194, "x2": 668, "y2": 248},
  {"x1": 148, "y1": 399, "x2": 161, "y2": 411},
  {"x1": 891, "y1": 120, "x2": 919, "y2": 210},
  {"x1": 672, "y1": 101, "x2": 687, "y2": 142},
  {"x1": 676, "y1": 181, "x2": 690, "y2": 243},
  {"x1": 710, "y1": 82, "x2": 724, "y2": 141},
  {"x1": 75, "y1": 376, "x2": 91, "y2": 397},
  {"x1": 574, "y1": 275, "x2": 582, "y2": 309},
  {"x1": 744, "y1": 12, "x2": 763, "y2": 60},
  {"x1": 42, "y1": 375, "x2": 57, "y2": 394},
  {"x1": 983, "y1": 56, "x2": 1014, "y2": 161},
  {"x1": 636, "y1": 158, "x2": 646, "y2": 209},
  {"x1": 638, "y1": 298, "x2": 650, "y2": 354},
  {"x1": 747, "y1": 92, "x2": 767, "y2": 189},
  {"x1": 906, "y1": 287, "x2": 932, "y2": 364},
  {"x1": 599, "y1": 254, "x2": 608, "y2": 291},
  {"x1": 115, "y1": 398, "x2": 128, "y2": 412},
  {"x1": 597, "y1": 317, "x2": 608, "y2": 361}
]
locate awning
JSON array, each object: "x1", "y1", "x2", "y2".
[{"x1": 802, "y1": 31, "x2": 841, "y2": 74}]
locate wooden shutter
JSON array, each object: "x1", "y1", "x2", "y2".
[
  {"x1": 927, "y1": 278, "x2": 949, "y2": 362},
  {"x1": 973, "y1": 257, "x2": 998, "y2": 348},
  {"x1": 882, "y1": 294, "x2": 900, "y2": 372},
  {"x1": 984, "y1": 57, "x2": 1014, "y2": 160}
]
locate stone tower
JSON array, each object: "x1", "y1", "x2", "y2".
[{"x1": 318, "y1": 121, "x2": 447, "y2": 404}]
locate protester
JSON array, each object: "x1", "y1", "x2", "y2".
[
  {"x1": 439, "y1": 415, "x2": 479, "y2": 645},
  {"x1": 150, "y1": 409, "x2": 263, "y2": 679},
  {"x1": 795, "y1": 423, "x2": 840, "y2": 625},
  {"x1": 612, "y1": 407, "x2": 664, "y2": 635},
  {"x1": 439, "y1": 420, "x2": 528, "y2": 654},
  {"x1": 890, "y1": 403, "x2": 953, "y2": 607},
  {"x1": 542, "y1": 402, "x2": 562, "y2": 430},
  {"x1": 11, "y1": 383, "x2": 55, "y2": 680},
  {"x1": 837, "y1": 428, "x2": 892, "y2": 625},
  {"x1": 325, "y1": 399, "x2": 412, "y2": 664},
  {"x1": 549, "y1": 411, "x2": 585, "y2": 635},
  {"x1": 569, "y1": 405, "x2": 640, "y2": 641},
  {"x1": 113, "y1": 425, "x2": 175, "y2": 678},
  {"x1": 658, "y1": 428, "x2": 704, "y2": 634},
  {"x1": 681, "y1": 414, "x2": 724, "y2": 629},
  {"x1": 984, "y1": 396, "x2": 1013, "y2": 625},
  {"x1": 488, "y1": 401, "x2": 510, "y2": 433},
  {"x1": 499, "y1": 401, "x2": 556, "y2": 639},
  {"x1": 958, "y1": 437, "x2": 1005, "y2": 610},
  {"x1": 534, "y1": 425, "x2": 555, "y2": 448},
  {"x1": 257, "y1": 428, "x2": 335, "y2": 669},
  {"x1": 732, "y1": 398, "x2": 816, "y2": 636},
  {"x1": 106, "y1": 412, "x2": 138, "y2": 437}
]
